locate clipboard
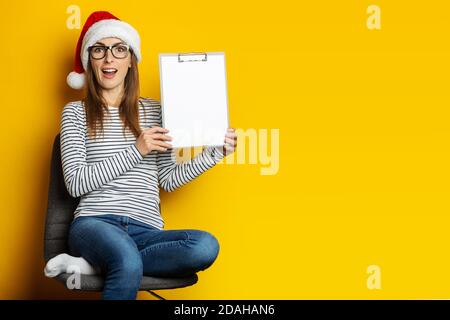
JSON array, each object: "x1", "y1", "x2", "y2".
[{"x1": 158, "y1": 52, "x2": 229, "y2": 148}]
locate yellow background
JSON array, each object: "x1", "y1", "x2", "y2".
[{"x1": 0, "y1": 0, "x2": 449, "y2": 299}]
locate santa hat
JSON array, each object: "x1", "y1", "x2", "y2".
[{"x1": 67, "y1": 11, "x2": 141, "y2": 89}]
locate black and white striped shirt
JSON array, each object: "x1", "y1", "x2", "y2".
[{"x1": 60, "y1": 97, "x2": 224, "y2": 229}]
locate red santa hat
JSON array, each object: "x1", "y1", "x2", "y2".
[{"x1": 67, "y1": 11, "x2": 141, "y2": 89}]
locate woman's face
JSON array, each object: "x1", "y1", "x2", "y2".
[{"x1": 89, "y1": 37, "x2": 131, "y2": 91}]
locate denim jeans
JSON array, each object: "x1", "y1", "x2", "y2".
[{"x1": 67, "y1": 214, "x2": 220, "y2": 300}]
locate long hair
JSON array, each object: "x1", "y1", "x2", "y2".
[{"x1": 83, "y1": 52, "x2": 142, "y2": 140}]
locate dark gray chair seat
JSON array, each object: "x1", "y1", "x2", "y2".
[
  {"x1": 53, "y1": 272, "x2": 198, "y2": 292},
  {"x1": 44, "y1": 133, "x2": 197, "y2": 299}
]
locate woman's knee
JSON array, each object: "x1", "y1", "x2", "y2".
[{"x1": 189, "y1": 231, "x2": 220, "y2": 268}]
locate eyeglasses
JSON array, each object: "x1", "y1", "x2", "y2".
[{"x1": 88, "y1": 43, "x2": 131, "y2": 60}]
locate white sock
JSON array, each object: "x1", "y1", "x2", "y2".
[{"x1": 44, "y1": 253, "x2": 100, "y2": 277}]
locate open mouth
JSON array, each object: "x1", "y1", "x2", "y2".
[{"x1": 101, "y1": 68, "x2": 118, "y2": 78}]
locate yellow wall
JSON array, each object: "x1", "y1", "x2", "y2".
[{"x1": 1, "y1": 0, "x2": 450, "y2": 299}]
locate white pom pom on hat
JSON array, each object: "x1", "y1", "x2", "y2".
[
  {"x1": 67, "y1": 11, "x2": 141, "y2": 90},
  {"x1": 67, "y1": 71, "x2": 86, "y2": 90}
]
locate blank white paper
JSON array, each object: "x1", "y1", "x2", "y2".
[{"x1": 159, "y1": 52, "x2": 229, "y2": 148}]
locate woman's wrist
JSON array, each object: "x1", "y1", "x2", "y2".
[{"x1": 134, "y1": 143, "x2": 145, "y2": 157}]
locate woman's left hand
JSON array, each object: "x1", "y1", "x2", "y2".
[{"x1": 217, "y1": 128, "x2": 237, "y2": 156}]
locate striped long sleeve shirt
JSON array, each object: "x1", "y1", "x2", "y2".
[{"x1": 60, "y1": 97, "x2": 225, "y2": 229}]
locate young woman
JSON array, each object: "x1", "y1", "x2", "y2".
[{"x1": 44, "y1": 11, "x2": 237, "y2": 300}]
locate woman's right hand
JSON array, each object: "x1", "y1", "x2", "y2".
[{"x1": 135, "y1": 127, "x2": 173, "y2": 156}]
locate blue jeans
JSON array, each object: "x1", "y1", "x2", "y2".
[{"x1": 67, "y1": 214, "x2": 220, "y2": 300}]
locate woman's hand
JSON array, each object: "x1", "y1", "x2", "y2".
[
  {"x1": 217, "y1": 128, "x2": 237, "y2": 156},
  {"x1": 135, "y1": 127, "x2": 173, "y2": 156}
]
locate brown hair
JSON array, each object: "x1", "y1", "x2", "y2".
[{"x1": 83, "y1": 52, "x2": 142, "y2": 140}]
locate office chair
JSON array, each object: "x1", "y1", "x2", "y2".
[{"x1": 44, "y1": 133, "x2": 198, "y2": 300}]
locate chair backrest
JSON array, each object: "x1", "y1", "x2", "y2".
[{"x1": 44, "y1": 133, "x2": 80, "y2": 263}]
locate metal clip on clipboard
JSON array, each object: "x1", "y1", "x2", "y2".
[{"x1": 178, "y1": 52, "x2": 208, "y2": 63}]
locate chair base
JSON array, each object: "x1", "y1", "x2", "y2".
[{"x1": 148, "y1": 290, "x2": 166, "y2": 300}]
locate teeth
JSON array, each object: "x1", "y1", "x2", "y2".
[{"x1": 102, "y1": 69, "x2": 117, "y2": 73}]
